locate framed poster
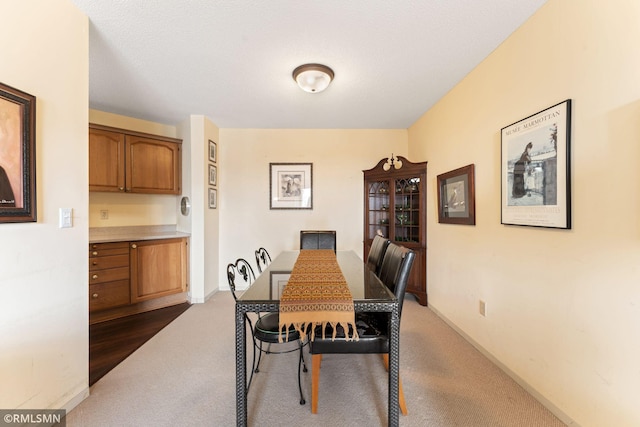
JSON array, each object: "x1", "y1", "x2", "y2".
[
  {"x1": 0, "y1": 82, "x2": 36, "y2": 223},
  {"x1": 437, "y1": 164, "x2": 475, "y2": 225},
  {"x1": 501, "y1": 99, "x2": 571, "y2": 229},
  {"x1": 208, "y1": 139, "x2": 217, "y2": 163},
  {"x1": 269, "y1": 162, "x2": 312, "y2": 209}
]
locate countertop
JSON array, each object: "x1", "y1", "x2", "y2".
[{"x1": 89, "y1": 225, "x2": 190, "y2": 244}]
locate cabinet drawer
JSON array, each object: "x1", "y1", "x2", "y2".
[
  {"x1": 89, "y1": 254, "x2": 129, "y2": 271},
  {"x1": 89, "y1": 266, "x2": 129, "y2": 284},
  {"x1": 89, "y1": 242, "x2": 129, "y2": 257},
  {"x1": 89, "y1": 280, "x2": 130, "y2": 312}
]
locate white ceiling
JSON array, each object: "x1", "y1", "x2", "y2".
[{"x1": 70, "y1": 0, "x2": 547, "y2": 129}]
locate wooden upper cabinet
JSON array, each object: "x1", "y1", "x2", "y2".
[
  {"x1": 89, "y1": 128, "x2": 125, "y2": 192},
  {"x1": 89, "y1": 124, "x2": 182, "y2": 194},
  {"x1": 126, "y1": 136, "x2": 181, "y2": 194}
]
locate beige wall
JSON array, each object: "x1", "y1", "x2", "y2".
[
  {"x1": 408, "y1": 1, "x2": 640, "y2": 425},
  {"x1": 218, "y1": 129, "x2": 407, "y2": 289},
  {"x1": 0, "y1": 0, "x2": 89, "y2": 411},
  {"x1": 176, "y1": 115, "x2": 220, "y2": 302}
]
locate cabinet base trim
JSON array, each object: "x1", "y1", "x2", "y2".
[{"x1": 89, "y1": 292, "x2": 188, "y2": 325}]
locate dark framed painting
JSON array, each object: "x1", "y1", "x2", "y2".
[
  {"x1": 0, "y1": 82, "x2": 36, "y2": 223},
  {"x1": 269, "y1": 162, "x2": 312, "y2": 209},
  {"x1": 437, "y1": 164, "x2": 475, "y2": 225},
  {"x1": 501, "y1": 99, "x2": 571, "y2": 229}
]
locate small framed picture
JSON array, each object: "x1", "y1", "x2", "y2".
[
  {"x1": 208, "y1": 188, "x2": 217, "y2": 209},
  {"x1": 437, "y1": 164, "x2": 476, "y2": 225},
  {"x1": 208, "y1": 139, "x2": 217, "y2": 163},
  {"x1": 208, "y1": 164, "x2": 217, "y2": 186},
  {"x1": 269, "y1": 162, "x2": 312, "y2": 209}
]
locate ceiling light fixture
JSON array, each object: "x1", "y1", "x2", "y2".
[{"x1": 292, "y1": 63, "x2": 334, "y2": 93}]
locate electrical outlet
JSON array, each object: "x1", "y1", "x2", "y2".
[
  {"x1": 100, "y1": 210, "x2": 109, "y2": 220},
  {"x1": 479, "y1": 300, "x2": 486, "y2": 316}
]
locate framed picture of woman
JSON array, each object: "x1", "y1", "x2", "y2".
[
  {"x1": 0, "y1": 82, "x2": 36, "y2": 223},
  {"x1": 501, "y1": 99, "x2": 571, "y2": 229}
]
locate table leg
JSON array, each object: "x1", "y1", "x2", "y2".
[
  {"x1": 388, "y1": 304, "x2": 400, "y2": 427},
  {"x1": 236, "y1": 303, "x2": 247, "y2": 426}
]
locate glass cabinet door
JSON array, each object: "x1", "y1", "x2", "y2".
[
  {"x1": 393, "y1": 176, "x2": 420, "y2": 243},
  {"x1": 367, "y1": 180, "x2": 390, "y2": 240}
]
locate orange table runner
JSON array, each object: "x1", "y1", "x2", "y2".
[{"x1": 279, "y1": 249, "x2": 358, "y2": 342}]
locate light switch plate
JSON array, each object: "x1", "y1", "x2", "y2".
[{"x1": 59, "y1": 208, "x2": 73, "y2": 228}]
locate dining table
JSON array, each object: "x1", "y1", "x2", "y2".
[{"x1": 235, "y1": 250, "x2": 401, "y2": 426}]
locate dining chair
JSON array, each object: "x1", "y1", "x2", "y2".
[
  {"x1": 227, "y1": 258, "x2": 308, "y2": 404},
  {"x1": 366, "y1": 234, "x2": 391, "y2": 275},
  {"x1": 254, "y1": 247, "x2": 272, "y2": 274},
  {"x1": 308, "y1": 243, "x2": 415, "y2": 415},
  {"x1": 300, "y1": 230, "x2": 337, "y2": 252}
]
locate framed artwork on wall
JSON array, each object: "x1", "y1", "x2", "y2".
[
  {"x1": 269, "y1": 162, "x2": 313, "y2": 210},
  {"x1": 0, "y1": 82, "x2": 36, "y2": 223},
  {"x1": 501, "y1": 99, "x2": 571, "y2": 229},
  {"x1": 208, "y1": 164, "x2": 217, "y2": 186},
  {"x1": 208, "y1": 139, "x2": 217, "y2": 163},
  {"x1": 208, "y1": 187, "x2": 217, "y2": 209},
  {"x1": 437, "y1": 164, "x2": 476, "y2": 225}
]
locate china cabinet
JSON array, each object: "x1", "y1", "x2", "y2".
[{"x1": 363, "y1": 156, "x2": 427, "y2": 305}]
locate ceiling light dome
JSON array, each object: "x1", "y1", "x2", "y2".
[{"x1": 292, "y1": 64, "x2": 334, "y2": 93}]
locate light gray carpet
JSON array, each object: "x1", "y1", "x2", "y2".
[{"x1": 66, "y1": 291, "x2": 565, "y2": 426}]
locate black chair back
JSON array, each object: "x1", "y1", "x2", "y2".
[
  {"x1": 300, "y1": 230, "x2": 336, "y2": 252},
  {"x1": 366, "y1": 235, "x2": 391, "y2": 275},
  {"x1": 226, "y1": 258, "x2": 256, "y2": 302},
  {"x1": 254, "y1": 247, "x2": 272, "y2": 274},
  {"x1": 378, "y1": 243, "x2": 415, "y2": 317}
]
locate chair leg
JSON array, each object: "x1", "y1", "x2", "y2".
[
  {"x1": 298, "y1": 342, "x2": 306, "y2": 405},
  {"x1": 247, "y1": 336, "x2": 257, "y2": 391},
  {"x1": 311, "y1": 354, "x2": 322, "y2": 414},
  {"x1": 382, "y1": 354, "x2": 408, "y2": 416}
]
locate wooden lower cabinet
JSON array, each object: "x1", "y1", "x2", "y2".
[
  {"x1": 89, "y1": 238, "x2": 188, "y2": 323},
  {"x1": 130, "y1": 238, "x2": 189, "y2": 303},
  {"x1": 89, "y1": 242, "x2": 130, "y2": 312}
]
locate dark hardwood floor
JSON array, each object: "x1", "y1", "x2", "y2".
[{"x1": 89, "y1": 303, "x2": 191, "y2": 386}]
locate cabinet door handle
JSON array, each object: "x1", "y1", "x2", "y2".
[
  {"x1": 119, "y1": 187, "x2": 124, "y2": 191},
  {"x1": 92, "y1": 251, "x2": 98, "y2": 256},
  {"x1": 131, "y1": 243, "x2": 137, "y2": 249},
  {"x1": 92, "y1": 293, "x2": 99, "y2": 298},
  {"x1": 92, "y1": 261, "x2": 98, "y2": 266},
  {"x1": 92, "y1": 274, "x2": 98, "y2": 280}
]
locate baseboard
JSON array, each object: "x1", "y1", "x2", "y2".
[
  {"x1": 427, "y1": 305, "x2": 580, "y2": 427},
  {"x1": 189, "y1": 288, "x2": 218, "y2": 304},
  {"x1": 59, "y1": 385, "x2": 90, "y2": 414}
]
